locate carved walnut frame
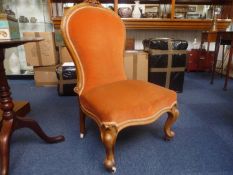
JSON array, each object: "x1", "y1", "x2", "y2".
[{"x1": 61, "y1": 1, "x2": 179, "y2": 173}]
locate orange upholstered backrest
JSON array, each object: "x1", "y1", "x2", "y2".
[{"x1": 61, "y1": 4, "x2": 127, "y2": 95}]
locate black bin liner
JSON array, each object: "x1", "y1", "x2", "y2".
[
  {"x1": 143, "y1": 38, "x2": 188, "y2": 93},
  {"x1": 172, "y1": 54, "x2": 187, "y2": 67},
  {"x1": 148, "y1": 72, "x2": 185, "y2": 92},
  {"x1": 149, "y1": 55, "x2": 168, "y2": 68},
  {"x1": 143, "y1": 38, "x2": 188, "y2": 51},
  {"x1": 170, "y1": 72, "x2": 185, "y2": 92}
]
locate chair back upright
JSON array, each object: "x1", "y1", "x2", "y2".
[{"x1": 61, "y1": 4, "x2": 127, "y2": 95}]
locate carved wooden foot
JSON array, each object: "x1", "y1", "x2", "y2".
[
  {"x1": 14, "y1": 116, "x2": 65, "y2": 144},
  {"x1": 80, "y1": 109, "x2": 86, "y2": 139},
  {"x1": 0, "y1": 119, "x2": 13, "y2": 175},
  {"x1": 100, "y1": 125, "x2": 118, "y2": 173},
  {"x1": 164, "y1": 105, "x2": 179, "y2": 140}
]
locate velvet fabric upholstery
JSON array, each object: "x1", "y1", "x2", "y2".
[
  {"x1": 61, "y1": 4, "x2": 179, "y2": 172},
  {"x1": 67, "y1": 6, "x2": 126, "y2": 94},
  {"x1": 80, "y1": 80, "x2": 176, "y2": 125},
  {"x1": 62, "y1": 4, "x2": 177, "y2": 125}
]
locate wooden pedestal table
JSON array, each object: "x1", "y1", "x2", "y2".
[
  {"x1": 201, "y1": 31, "x2": 217, "y2": 53},
  {"x1": 0, "y1": 38, "x2": 65, "y2": 175},
  {"x1": 0, "y1": 101, "x2": 30, "y2": 119},
  {"x1": 200, "y1": 31, "x2": 218, "y2": 73},
  {"x1": 211, "y1": 31, "x2": 233, "y2": 90}
]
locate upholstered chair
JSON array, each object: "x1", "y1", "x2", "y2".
[{"x1": 61, "y1": 1, "x2": 179, "y2": 173}]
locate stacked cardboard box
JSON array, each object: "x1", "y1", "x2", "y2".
[
  {"x1": 23, "y1": 32, "x2": 58, "y2": 66},
  {"x1": 34, "y1": 65, "x2": 58, "y2": 86},
  {"x1": 23, "y1": 32, "x2": 59, "y2": 86},
  {"x1": 58, "y1": 46, "x2": 73, "y2": 63},
  {"x1": 124, "y1": 51, "x2": 148, "y2": 81}
]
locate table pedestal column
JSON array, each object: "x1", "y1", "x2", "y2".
[{"x1": 0, "y1": 48, "x2": 65, "y2": 175}]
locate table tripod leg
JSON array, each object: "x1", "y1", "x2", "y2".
[
  {"x1": 0, "y1": 119, "x2": 13, "y2": 175},
  {"x1": 14, "y1": 116, "x2": 65, "y2": 144}
]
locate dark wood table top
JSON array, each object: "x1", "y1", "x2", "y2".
[
  {"x1": 201, "y1": 31, "x2": 217, "y2": 43},
  {"x1": 0, "y1": 36, "x2": 64, "y2": 175},
  {"x1": 0, "y1": 37, "x2": 43, "y2": 49}
]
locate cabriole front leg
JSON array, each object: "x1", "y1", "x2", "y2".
[
  {"x1": 100, "y1": 125, "x2": 118, "y2": 173},
  {"x1": 164, "y1": 105, "x2": 179, "y2": 140}
]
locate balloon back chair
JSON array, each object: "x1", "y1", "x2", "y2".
[{"x1": 61, "y1": 1, "x2": 179, "y2": 173}]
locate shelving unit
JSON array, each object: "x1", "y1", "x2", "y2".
[
  {"x1": 19, "y1": 22, "x2": 53, "y2": 33},
  {"x1": 48, "y1": 0, "x2": 232, "y2": 31},
  {"x1": 1, "y1": 0, "x2": 53, "y2": 76},
  {"x1": 123, "y1": 18, "x2": 231, "y2": 30}
]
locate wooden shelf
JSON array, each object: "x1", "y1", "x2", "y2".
[
  {"x1": 50, "y1": 0, "x2": 230, "y2": 5},
  {"x1": 52, "y1": 17, "x2": 231, "y2": 30},
  {"x1": 175, "y1": 0, "x2": 232, "y2": 5},
  {"x1": 123, "y1": 18, "x2": 232, "y2": 30},
  {"x1": 50, "y1": 0, "x2": 171, "y2": 3}
]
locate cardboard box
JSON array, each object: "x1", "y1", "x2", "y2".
[
  {"x1": 23, "y1": 32, "x2": 58, "y2": 66},
  {"x1": 59, "y1": 46, "x2": 73, "y2": 63},
  {"x1": 124, "y1": 51, "x2": 148, "y2": 81},
  {"x1": 0, "y1": 14, "x2": 20, "y2": 39},
  {"x1": 34, "y1": 65, "x2": 58, "y2": 86}
]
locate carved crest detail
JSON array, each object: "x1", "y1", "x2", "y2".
[{"x1": 83, "y1": 0, "x2": 101, "y2": 6}]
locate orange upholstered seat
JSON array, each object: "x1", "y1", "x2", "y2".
[
  {"x1": 61, "y1": 1, "x2": 179, "y2": 173},
  {"x1": 80, "y1": 80, "x2": 176, "y2": 129}
]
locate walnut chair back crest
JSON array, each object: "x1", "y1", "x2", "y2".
[
  {"x1": 61, "y1": 3, "x2": 127, "y2": 95},
  {"x1": 61, "y1": 2, "x2": 179, "y2": 173}
]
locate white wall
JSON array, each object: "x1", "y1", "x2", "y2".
[
  {"x1": 126, "y1": 29, "x2": 214, "y2": 51},
  {"x1": 126, "y1": 22, "x2": 233, "y2": 51}
]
